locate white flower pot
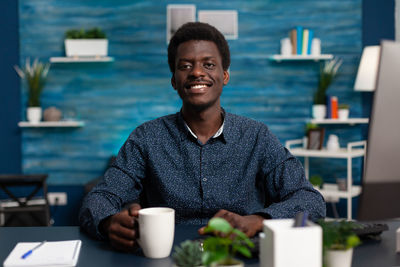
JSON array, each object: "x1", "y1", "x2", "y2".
[
  {"x1": 65, "y1": 39, "x2": 108, "y2": 57},
  {"x1": 325, "y1": 248, "x2": 353, "y2": 267},
  {"x1": 338, "y1": 109, "x2": 350, "y2": 120},
  {"x1": 312, "y1": 104, "x2": 326, "y2": 119},
  {"x1": 27, "y1": 107, "x2": 42, "y2": 123}
]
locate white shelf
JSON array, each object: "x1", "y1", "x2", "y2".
[
  {"x1": 269, "y1": 54, "x2": 334, "y2": 62},
  {"x1": 49, "y1": 56, "x2": 114, "y2": 63},
  {"x1": 289, "y1": 148, "x2": 365, "y2": 158},
  {"x1": 318, "y1": 184, "x2": 362, "y2": 198},
  {"x1": 310, "y1": 118, "x2": 369, "y2": 125},
  {"x1": 18, "y1": 121, "x2": 85, "y2": 128}
]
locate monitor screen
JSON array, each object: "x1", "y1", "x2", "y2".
[{"x1": 358, "y1": 41, "x2": 400, "y2": 221}]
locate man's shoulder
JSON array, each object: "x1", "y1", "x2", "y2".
[
  {"x1": 131, "y1": 113, "x2": 179, "y2": 137},
  {"x1": 226, "y1": 112, "x2": 268, "y2": 130}
]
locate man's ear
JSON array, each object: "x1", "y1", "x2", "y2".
[
  {"x1": 223, "y1": 70, "x2": 230, "y2": 86},
  {"x1": 171, "y1": 75, "x2": 177, "y2": 90}
]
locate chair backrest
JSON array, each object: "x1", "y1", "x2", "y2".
[{"x1": 0, "y1": 174, "x2": 50, "y2": 226}]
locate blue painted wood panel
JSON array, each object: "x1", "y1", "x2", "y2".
[{"x1": 19, "y1": 0, "x2": 362, "y2": 186}]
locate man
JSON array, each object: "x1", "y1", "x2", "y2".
[{"x1": 79, "y1": 22, "x2": 325, "y2": 252}]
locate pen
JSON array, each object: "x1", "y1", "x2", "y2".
[{"x1": 21, "y1": 241, "x2": 46, "y2": 259}]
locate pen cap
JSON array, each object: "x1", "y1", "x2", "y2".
[{"x1": 260, "y1": 219, "x2": 322, "y2": 267}]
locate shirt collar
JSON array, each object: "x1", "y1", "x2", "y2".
[
  {"x1": 178, "y1": 108, "x2": 237, "y2": 143},
  {"x1": 184, "y1": 116, "x2": 225, "y2": 139}
]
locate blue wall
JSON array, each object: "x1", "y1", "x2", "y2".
[
  {"x1": 0, "y1": 0, "x2": 387, "y2": 224},
  {"x1": 0, "y1": 0, "x2": 21, "y2": 174},
  {"x1": 19, "y1": 0, "x2": 364, "y2": 186}
]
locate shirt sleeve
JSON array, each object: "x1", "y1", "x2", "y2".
[
  {"x1": 255, "y1": 127, "x2": 326, "y2": 221},
  {"x1": 79, "y1": 128, "x2": 147, "y2": 239}
]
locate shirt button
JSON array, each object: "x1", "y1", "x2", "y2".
[{"x1": 202, "y1": 178, "x2": 207, "y2": 182}]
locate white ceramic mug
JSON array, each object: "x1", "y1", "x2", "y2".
[{"x1": 137, "y1": 207, "x2": 175, "y2": 258}]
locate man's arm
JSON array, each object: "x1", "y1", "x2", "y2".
[{"x1": 79, "y1": 129, "x2": 147, "y2": 240}]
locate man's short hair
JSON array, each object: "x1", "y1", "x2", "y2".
[{"x1": 168, "y1": 22, "x2": 231, "y2": 73}]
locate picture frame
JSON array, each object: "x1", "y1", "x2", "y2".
[
  {"x1": 307, "y1": 128, "x2": 325, "y2": 150},
  {"x1": 166, "y1": 4, "x2": 196, "y2": 44},
  {"x1": 198, "y1": 10, "x2": 238, "y2": 40}
]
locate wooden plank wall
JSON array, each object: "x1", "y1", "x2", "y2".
[{"x1": 19, "y1": 0, "x2": 363, "y2": 186}]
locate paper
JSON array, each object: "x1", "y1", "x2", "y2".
[{"x1": 3, "y1": 240, "x2": 81, "y2": 267}]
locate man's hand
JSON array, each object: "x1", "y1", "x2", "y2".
[
  {"x1": 198, "y1": 209, "x2": 264, "y2": 237},
  {"x1": 101, "y1": 203, "x2": 141, "y2": 252}
]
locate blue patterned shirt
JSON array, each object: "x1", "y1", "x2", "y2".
[{"x1": 79, "y1": 111, "x2": 326, "y2": 239}]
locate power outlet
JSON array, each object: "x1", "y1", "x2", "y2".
[{"x1": 48, "y1": 192, "x2": 67, "y2": 206}]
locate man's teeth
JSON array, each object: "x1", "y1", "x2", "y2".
[{"x1": 190, "y1": 85, "x2": 207, "y2": 89}]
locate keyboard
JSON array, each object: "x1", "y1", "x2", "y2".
[{"x1": 350, "y1": 222, "x2": 389, "y2": 239}]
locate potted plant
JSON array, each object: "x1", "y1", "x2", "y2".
[
  {"x1": 338, "y1": 104, "x2": 350, "y2": 120},
  {"x1": 14, "y1": 58, "x2": 50, "y2": 123},
  {"x1": 309, "y1": 175, "x2": 323, "y2": 189},
  {"x1": 64, "y1": 27, "x2": 108, "y2": 57},
  {"x1": 201, "y1": 218, "x2": 254, "y2": 267},
  {"x1": 312, "y1": 58, "x2": 343, "y2": 119},
  {"x1": 172, "y1": 240, "x2": 203, "y2": 267},
  {"x1": 319, "y1": 220, "x2": 361, "y2": 267}
]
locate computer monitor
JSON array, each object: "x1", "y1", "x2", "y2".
[{"x1": 358, "y1": 41, "x2": 400, "y2": 221}]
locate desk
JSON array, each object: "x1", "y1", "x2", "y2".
[{"x1": 1, "y1": 221, "x2": 400, "y2": 267}]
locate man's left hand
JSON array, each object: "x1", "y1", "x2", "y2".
[{"x1": 198, "y1": 209, "x2": 264, "y2": 237}]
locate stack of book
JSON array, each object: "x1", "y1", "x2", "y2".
[
  {"x1": 289, "y1": 26, "x2": 314, "y2": 55},
  {"x1": 326, "y1": 96, "x2": 338, "y2": 119}
]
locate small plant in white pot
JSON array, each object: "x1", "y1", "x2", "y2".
[
  {"x1": 202, "y1": 217, "x2": 254, "y2": 267},
  {"x1": 338, "y1": 104, "x2": 350, "y2": 120},
  {"x1": 14, "y1": 58, "x2": 50, "y2": 123},
  {"x1": 319, "y1": 220, "x2": 361, "y2": 267},
  {"x1": 65, "y1": 27, "x2": 108, "y2": 57},
  {"x1": 313, "y1": 58, "x2": 343, "y2": 119},
  {"x1": 172, "y1": 240, "x2": 203, "y2": 267}
]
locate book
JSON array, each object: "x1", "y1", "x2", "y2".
[
  {"x1": 325, "y1": 95, "x2": 332, "y2": 118},
  {"x1": 307, "y1": 30, "x2": 314, "y2": 55},
  {"x1": 296, "y1": 26, "x2": 303, "y2": 55},
  {"x1": 290, "y1": 29, "x2": 297, "y2": 55},
  {"x1": 331, "y1": 96, "x2": 338, "y2": 119},
  {"x1": 3, "y1": 240, "x2": 81, "y2": 267},
  {"x1": 302, "y1": 29, "x2": 309, "y2": 55}
]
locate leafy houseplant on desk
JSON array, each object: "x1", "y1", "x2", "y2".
[
  {"x1": 65, "y1": 27, "x2": 108, "y2": 58},
  {"x1": 319, "y1": 220, "x2": 361, "y2": 267},
  {"x1": 172, "y1": 218, "x2": 254, "y2": 267},
  {"x1": 14, "y1": 58, "x2": 50, "y2": 123},
  {"x1": 312, "y1": 58, "x2": 342, "y2": 120}
]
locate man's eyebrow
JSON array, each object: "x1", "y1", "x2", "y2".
[{"x1": 178, "y1": 56, "x2": 217, "y2": 62}]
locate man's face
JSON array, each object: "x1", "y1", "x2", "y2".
[{"x1": 171, "y1": 40, "x2": 229, "y2": 111}]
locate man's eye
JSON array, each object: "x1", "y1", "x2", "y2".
[
  {"x1": 204, "y1": 63, "x2": 216, "y2": 69},
  {"x1": 178, "y1": 64, "x2": 191, "y2": 70}
]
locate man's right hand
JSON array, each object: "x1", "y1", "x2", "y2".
[{"x1": 101, "y1": 203, "x2": 141, "y2": 252}]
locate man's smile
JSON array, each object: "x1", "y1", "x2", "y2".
[{"x1": 185, "y1": 82, "x2": 212, "y2": 93}]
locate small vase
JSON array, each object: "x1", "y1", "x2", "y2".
[
  {"x1": 338, "y1": 109, "x2": 349, "y2": 120},
  {"x1": 325, "y1": 248, "x2": 353, "y2": 267},
  {"x1": 27, "y1": 107, "x2": 42, "y2": 123},
  {"x1": 312, "y1": 104, "x2": 326, "y2": 120}
]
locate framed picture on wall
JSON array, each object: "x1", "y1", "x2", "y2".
[
  {"x1": 166, "y1": 4, "x2": 196, "y2": 43},
  {"x1": 198, "y1": 10, "x2": 238, "y2": 40},
  {"x1": 307, "y1": 128, "x2": 325, "y2": 150}
]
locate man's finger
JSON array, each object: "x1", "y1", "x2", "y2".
[{"x1": 128, "y1": 203, "x2": 142, "y2": 217}]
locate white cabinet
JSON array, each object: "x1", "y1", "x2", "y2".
[{"x1": 285, "y1": 139, "x2": 366, "y2": 220}]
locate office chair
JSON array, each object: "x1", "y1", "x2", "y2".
[{"x1": 0, "y1": 174, "x2": 50, "y2": 226}]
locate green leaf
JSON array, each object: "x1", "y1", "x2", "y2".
[
  {"x1": 206, "y1": 218, "x2": 232, "y2": 234},
  {"x1": 233, "y1": 244, "x2": 252, "y2": 258}
]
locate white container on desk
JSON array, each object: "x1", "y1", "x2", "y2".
[{"x1": 260, "y1": 219, "x2": 322, "y2": 267}]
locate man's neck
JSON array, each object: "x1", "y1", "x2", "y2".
[{"x1": 182, "y1": 105, "x2": 223, "y2": 144}]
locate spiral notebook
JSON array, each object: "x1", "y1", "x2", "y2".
[{"x1": 3, "y1": 240, "x2": 81, "y2": 267}]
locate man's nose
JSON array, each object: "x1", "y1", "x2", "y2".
[{"x1": 190, "y1": 63, "x2": 205, "y2": 77}]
